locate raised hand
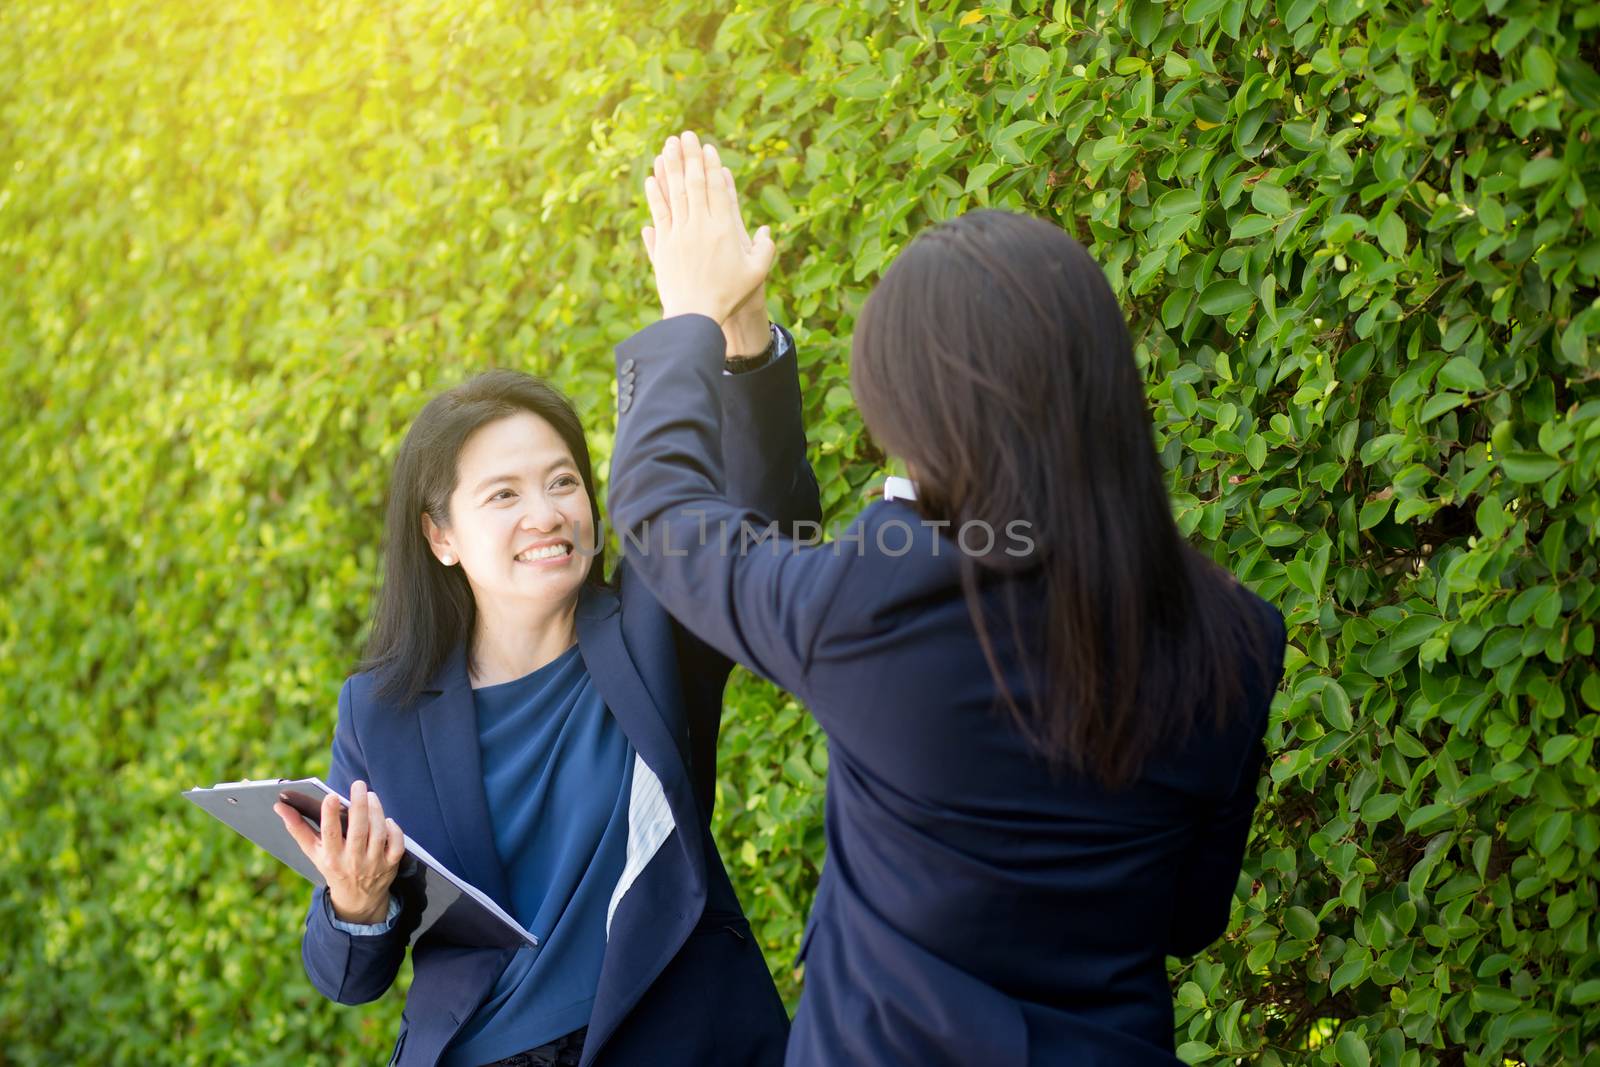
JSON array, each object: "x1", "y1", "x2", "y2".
[
  {"x1": 641, "y1": 131, "x2": 775, "y2": 329},
  {"x1": 274, "y1": 779, "x2": 405, "y2": 925}
]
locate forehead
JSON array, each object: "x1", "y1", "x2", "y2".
[{"x1": 455, "y1": 412, "x2": 577, "y2": 481}]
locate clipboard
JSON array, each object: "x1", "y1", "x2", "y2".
[{"x1": 183, "y1": 777, "x2": 538, "y2": 950}]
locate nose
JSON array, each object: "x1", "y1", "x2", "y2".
[{"x1": 519, "y1": 492, "x2": 565, "y2": 534}]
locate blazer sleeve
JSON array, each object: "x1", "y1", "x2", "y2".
[
  {"x1": 299, "y1": 677, "x2": 422, "y2": 1004},
  {"x1": 1164, "y1": 735, "x2": 1267, "y2": 957},
  {"x1": 717, "y1": 325, "x2": 822, "y2": 538},
  {"x1": 1166, "y1": 602, "x2": 1287, "y2": 956},
  {"x1": 675, "y1": 328, "x2": 827, "y2": 812},
  {"x1": 609, "y1": 315, "x2": 855, "y2": 702}
]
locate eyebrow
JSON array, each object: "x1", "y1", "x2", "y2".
[{"x1": 471, "y1": 458, "x2": 574, "y2": 496}]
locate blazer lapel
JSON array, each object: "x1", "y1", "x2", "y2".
[
  {"x1": 416, "y1": 641, "x2": 513, "y2": 910},
  {"x1": 574, "y1": 585, "x2": 705, "y2": 894},
  {"x1": 574, "y1": 583, "x2": 709, "y2": 1065}
]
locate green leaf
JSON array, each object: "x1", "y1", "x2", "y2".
[
  {"x1": 1199, "y1": 279, "x2": 1254, "y2": 315},
  {"x1": 1501, "y1": 452, "x2": 1561, "y2": 482},
  {"x1": 1377, "y1": 213, "x2": 1407, "y2": 257},
  {"x1": 1536, "y1": 810, "x2": 1572, "y2": 855},
  {"x1": 1541, "y1": 734, "x2": 1579, "y2": 765},
  {"x1": 1320, "y1": 682, "x2": 1354, "y2": 731},
  {"x1": 1524, "y1": 45, "x2": 1556, "y2": 90},
  {"x1": 1404, "y1": 803, "x2": 1455, "y2": 832},
  {"x1": 1330, "y1": 957, "x2": 1368, "y2": 993},
  {"x1": 1359, "y1": 496, "x2": 1393, "y2": 529},
  {"x1": 1507, "y1": 584, "x2": 1558, "y2": 626},
  {"x1": 1519, "y1": 156, "x2": 1566, "y2": 188},
  {"x1": 759, "y1": 185, "x2": 797, "y2": 224},
  {"x1": 1471, "y1": 986, "x2": 1522, "y2": 1013},
  {"x1": 1390, "y1": 613, "x2": 1443, "y2": 652},
  {"x1": 1334, "y1": 1031, "x2": 1370, "y2": 1067},
  {"x1": 1130, "y1": 0, "x2": 1166, "y2": 47},
  {"x1": 1182, "y1": 0, "x2": 1228, "y2": 23},
  {"x1": 1284, "y1": 906, "x2": 1320, "y2": 940},
  {"x1": 1231, "y1": 213, "x2": 1277, "y2": 240},
  {"x1": 1419, "y1": 393, "x2": 1468, "y2": 422},
  {"x1": 1250, "y1": 181, "x2": 1291, "y2": 216},
  {"x1": 991, "y1": 120, "x2": 1045, "y2": 165},
  {"x1": 1155, "y1": 188, "x2": 1202, "y2": 219},
  {"x1": 1360, "y1": 794, "x2": 1401, "y2": 822},
  {"x1": 1437, "y1": 356, "x2": 1486, "y2": 393},
  {"x1": 1284, "y1": 0, "x2": 1320, "y2": 30}
]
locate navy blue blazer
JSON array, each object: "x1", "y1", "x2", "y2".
[
  {"x1": 608, "y1": 315, "x2": 1289, "y2": 1066},
  {"x1": 299, "y1": 336, "x2": 819, "y2": 1067}
]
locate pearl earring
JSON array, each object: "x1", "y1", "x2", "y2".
[{"x1": 441, "y1": 554, "x2": 454, "y2": 565}]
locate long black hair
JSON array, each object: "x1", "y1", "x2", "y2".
[
  {"x1": 357, "y1": 369, "x2": 607, "y2": 708},
  {"x1": 850, "y1": 209, "x2": 1269, "y2": 787}
]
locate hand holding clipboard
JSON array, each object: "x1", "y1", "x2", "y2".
[
  {"x1": 273, "y1": 779, "x2": 404, "y2": 927},
  {"x1": 184, "y1": 776, "x2": 537, "y2": 950}
]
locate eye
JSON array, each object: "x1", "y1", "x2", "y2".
[
  {"x1": 551, "y1": 474, "x2": 579, "y2": 491},
  {"x1": 490, "y1": 489, "x2": 516, "y2": 502}
]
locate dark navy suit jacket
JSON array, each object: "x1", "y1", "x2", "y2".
[
  {"x1": 608, "y1": 315, "x2": 1289, "y2": 1066},
  {"x1": 299, "y1": 334, "x2": 819, "y2": 1067}
]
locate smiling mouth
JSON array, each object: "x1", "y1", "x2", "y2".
[{"x1": 515, "y1": 543, "x2": 573, "y2": 563}]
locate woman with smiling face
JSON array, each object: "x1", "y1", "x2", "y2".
[{"x1": 273, "y1": 142, "x2": 812, "y2": 1067}]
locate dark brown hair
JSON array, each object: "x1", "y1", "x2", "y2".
[
  {"x1": 358, "y1": 369, "x2": 607, "y2": 707},
  {"x1": 851, "y1": 209, "x2": 1267, "y2": 787}
]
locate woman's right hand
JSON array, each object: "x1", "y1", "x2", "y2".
[
  {"x1": 641, "y1": 130, "x2": 775, "y2": 325},
  {"x1": 275, "y1": 779, "x2": 406, "y2": 925}
]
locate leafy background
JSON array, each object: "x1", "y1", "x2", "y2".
[{"x1": 2, "y1": 0, "x2": 1596, "y2": 1063}]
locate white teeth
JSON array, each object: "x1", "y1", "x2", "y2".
[{"x1": 516, "y1": 544, "x2": 569, "y2": 562}]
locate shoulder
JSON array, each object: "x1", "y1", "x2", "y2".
[
  {"x1": 1239, "y1": 586, "x2": 1289, "y2": 679},
  {"x1": 588, "y1": 569, "x2": 676, "y2": 654},
  {"x1": 1224, "y1": 583, "x2": 1288, "y2": 735},
  {"x1": 337, "y1": 670, "x2": 377, "y2": 720},
  {"x1": 334, "y1": 667, "x2": 418, "y2": 722}
]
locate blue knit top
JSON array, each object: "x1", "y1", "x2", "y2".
[{"x1": 439, "y1": 643, "x2": 634, "y2": 1065}]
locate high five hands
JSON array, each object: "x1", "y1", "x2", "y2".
[{"x1": 642, "y1": 131, "x2": 776, "y2": 353}]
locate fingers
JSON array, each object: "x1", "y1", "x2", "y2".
[
  {"x1": 701, "y1": 141, "x2": 729, "y2": 228},
  {"x1": 274, "y1": 801, "x2": 321, "y2": 860},
  {"x1": 645, "y1": 159, "x2": 670, "y2": 231},
  {"x1": 721, "y1": 165, "x2": 752, "y2": 249},
  {"x1": 653, "y1": 153, "x2": 670, "y2": 226},
  {"x1": 681, "y1": 130, "x2": 707, "y2": 220},
  {"x1": 320, "y1": 789, "x2": 345, "y2": 853},
  {"x1": 365, "y1": 789, "x2": 389, "y2": 865},
  {"x1": 750, "y1": 225, "x2": 777, "y2": 278},
  {"x1": 344, "y1": 780, "x2": 368, "y2": 853},
  {"x1": 384, "y1": 817, "x2": 405, "y2": 866},
  {"x1": 662, "y1": 136, "x2": 689, "y2": 223}
]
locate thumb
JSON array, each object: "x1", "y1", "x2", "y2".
[
  {"x1": 750, "y1": 225, "x2": 776, "y2": 275},
  {"x1": 641, "y1": 225, "x2": 656, "y2": 260}
]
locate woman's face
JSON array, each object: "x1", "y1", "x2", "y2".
[{"x1": 422, "y1": 412, "x2": 596, "y2": 612}]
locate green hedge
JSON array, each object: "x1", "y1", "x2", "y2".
[{"x1": 3, "y1": 0, "x2": 1596, "y2": 1063}]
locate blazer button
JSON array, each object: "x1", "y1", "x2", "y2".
[
  {"x1": 621, "y1": 358, "x2": 636, "y2": 373},
  {"x1": 619, "y1": 395, "x2": 633, "y2": 414}
]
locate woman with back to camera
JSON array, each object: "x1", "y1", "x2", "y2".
[
  {"x1": 270, "y1": 143, "x2": 812, "y2": 1067},
  {"x1": 608, "y1": 131, "x2": 1288, "y2": 1065}
]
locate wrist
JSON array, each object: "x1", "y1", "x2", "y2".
[
  {"x1": 331, "y1": 892, "x2": 388, "y2": 926},
  {"x1": 660, "y1": 304, "x2": 722, "y2": 323},
  {"x1": 724, "y1": 319, "x2": 772, "y2": 358}
]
